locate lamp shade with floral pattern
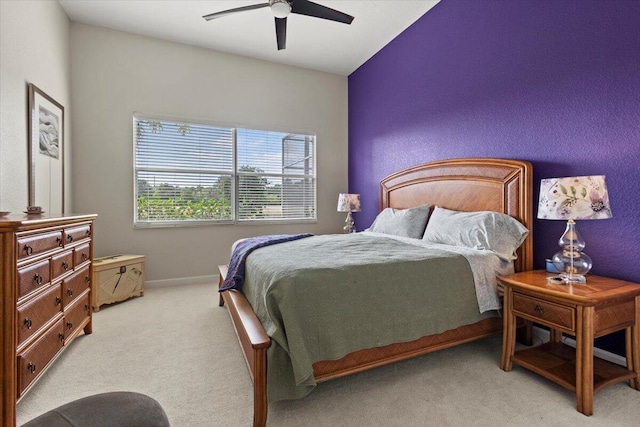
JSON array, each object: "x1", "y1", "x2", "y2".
[{"x1": 537, "y1": 175, "x2": 612, "y2": 220}]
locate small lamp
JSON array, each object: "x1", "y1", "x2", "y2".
[
  {"x1": 537, "y1": 175, "x2": 612, "y2": 283},
  {"x1": 337, "y1": 193, "x2": 361, "y2": 233}
]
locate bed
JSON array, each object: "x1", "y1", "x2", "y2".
[{"x1": 218, "y1": 158, "x2": 533, "y2": 427}]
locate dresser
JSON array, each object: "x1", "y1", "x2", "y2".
[{"x1": 1, "y1": 214, "x2": 97, "y2": 427}]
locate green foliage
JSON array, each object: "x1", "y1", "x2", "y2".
[
  {"x1": 137, "y1": 196, "x2": 232, "y2": 221},
  {"x1": 136, "y1": 166, "x2": 280, "y2": 221}
]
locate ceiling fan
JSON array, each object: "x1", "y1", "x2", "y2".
[{"x1": 202, "y1": 0, "x2": 354, "y2": 51}]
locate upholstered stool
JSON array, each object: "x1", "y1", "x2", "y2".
[{"x1": 21, "y1": 391, "x2": 170, "y2": 427}]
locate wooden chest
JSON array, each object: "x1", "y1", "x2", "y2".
[{"x1": 91, "y1": 254, "x2": 145, "y2": 311}]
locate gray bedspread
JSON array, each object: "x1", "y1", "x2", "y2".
[{"x1": 241, "y1": 233, "x2": 497, "y2": 402}]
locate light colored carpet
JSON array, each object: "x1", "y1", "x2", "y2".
[{"x1": 17, "y1": 283, "x2": 639, "y2": 426}]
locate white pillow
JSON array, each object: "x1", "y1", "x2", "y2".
[
  {"x1": 369, "y1": 204, "x2": 431, "y2": 239},
  {"x1": 422, "y1": 207, "x2": 528, "y2": 261}
]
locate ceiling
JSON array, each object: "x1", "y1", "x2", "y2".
[{"x1": 58, "y1": 0, "x2": 440, "y2": 76}]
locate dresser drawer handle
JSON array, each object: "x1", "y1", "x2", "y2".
[
  {"x1": 85, "y1": 304, "x2": 90, "y2": 312},
  {"x1": 67, "y1": 235, "x2": 73, "y2": 243},
  {"x1": 34, "y1": 274, "x2": 43, "y2": 285},
  {"x1": 24, "y1": 317, "x2": 33, "y2": 329},
  {"x1": 58, "y1": 333, "x2": 65, "y2": 342},
  {"x1": 82, "y1": 252, "x2": 88, "y2": 260},
  {"x1": 85, "y1": 276, "x2": 90, "y2": 283},
  {"x1": 86, "y1": 230, "x2": 91, "y2": 236},
  {"x1": 67, "y1": 288, "x2": 73, "y2": 297},
  {"x1": 56, "y1": 236, "x2": 63, "y2": 247},
  {"x1": 55, "y1": 296, "x2": 61, "y2": 306},
  {"x1": 62, "y1": 261, "x2": 69, "y2": 270},
  {"x1": 27, "y1": 362, "x2": 36, "y2": 374},
  {"x1": 24, "y1": 244, "x2": 33, "y2": 255},
  {"x1": 534, "y1": 304, "x2": 544, "y2": 315},
  {"x1": 66, "y1": 321, "x2": 73, "y2": 330}
]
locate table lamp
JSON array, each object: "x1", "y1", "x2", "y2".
[
  {"x1": 337, "y1": 193, "x2": 361, "y2": 233},
  {"x1": 537, "y1": 175, "x2": 612, "y2": 283}
]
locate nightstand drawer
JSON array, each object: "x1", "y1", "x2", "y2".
[{"x1": 513, "y1": 293, "x2": 575, "y2": 332}]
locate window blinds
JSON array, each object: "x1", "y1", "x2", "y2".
[{"x1": 133, "y1": 115, "x2": 316, "y2": 226}]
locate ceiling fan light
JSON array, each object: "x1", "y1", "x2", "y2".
[{"x1": 271, "y1": 0, "x2": 291, "y2": 19}]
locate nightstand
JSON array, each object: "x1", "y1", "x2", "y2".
[{"x1": 499, "y1": 270, "x2": 640, "y2": 416}]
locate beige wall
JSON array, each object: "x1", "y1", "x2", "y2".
[
  {"x1": 70, "y1": 24, "x2": 348, "y2": 282},
  {"x1": 0, "y1": 0, "x2": 72, "y2": 213}
]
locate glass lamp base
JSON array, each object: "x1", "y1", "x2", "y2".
[
  {"x1": 559, "y1": 273, "x2": 587, "y2": 284},
  {"x1": 551, "y1": 250, "x2": 592, "y2": 282},
  {"x1": 550, "y1": 220, "x2": 593, "y2": 284},
  {"x1": 343, "y1": 211, "x2": 356, "y2": 233}
]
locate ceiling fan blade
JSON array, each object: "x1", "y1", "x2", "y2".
[
  {"x1": 275, "y1": 17, "x2": 287, "y2": 50},
  {"x1": 291, "y1": 0, "x2": 354, "y2": 24},
  {"x1": 203, "y1": 3, "x2": 269, "y2": 21}
]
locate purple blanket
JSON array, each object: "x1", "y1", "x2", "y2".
[{"x1": 219, "y1": 234, "x2": 313, "y2": 292}]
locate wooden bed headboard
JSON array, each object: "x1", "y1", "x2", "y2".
[{"x1": 380, "y1": 158, "x2": 533, "y2": 272}]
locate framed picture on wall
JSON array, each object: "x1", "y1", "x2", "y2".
[{"x1": 28, "y1": 83, "x2": 64, "y2": 214}]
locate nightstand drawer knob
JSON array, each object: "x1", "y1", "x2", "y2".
[
  {"x1": 27, "y1": 362, "x2": 36, "y2": 374},
  {"x1": 535, "y1": 304, "x2": 544, "y2": 315},
  {"x1": 24, "y1": 317, "x2": 32, "y2": 329}
]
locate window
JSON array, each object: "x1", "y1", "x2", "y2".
[{"x1": 133, "y1": 114, "x2": 316, "y2": 227}]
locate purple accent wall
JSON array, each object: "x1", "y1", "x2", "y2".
[{"x1": 348, "y1": 1, "x2": 640, "y2": 354}]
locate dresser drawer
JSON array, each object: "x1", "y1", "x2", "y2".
[
  {"x1": 64, "y1": 291, "x2": 91, "y2": 341},
  {"x1": 16, "y1": 231, "x2": 63, "y2": 260},
  {"x1": 17, "y1": 259, "x2": 51, "y2": 300},
  {"x1": 513, "y1": 293, "x2": 575, "y2": 332},
  {"x1": 17, "y1": 317, "x2": 65, "y2": 396},
  {"x1": 74, "y1": 242, "x2": 91, "y2": 267},
  {"x1": 64, "y1": 225, "x2": 91, "y2": 245},
  {"x1": 52, "y1": 250, "x2": 74, "y2": 281},
  {"x1": 17, "y1": 285, "x2": 63, "y2": 347},
  {"x1": 62, "y1": 265, "x2": 91, "y2": 307}
]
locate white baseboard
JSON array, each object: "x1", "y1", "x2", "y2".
[
  {"x1": 531, "y1": 326, "x2": 627, "y2": 366},
  {"x1": 145, "y1": 274, "x2": 218, "y2": 288}
]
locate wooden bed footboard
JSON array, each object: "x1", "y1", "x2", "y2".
[
  {"x1": 219, "y1": 266, "x2": 270, "y2": 427},
  {"x1": 219, "y1": 266, "x2": 506, "y2": 427}
]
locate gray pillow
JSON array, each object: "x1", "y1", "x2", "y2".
[
  {"x1": 369, "y1": 204, "x2": 431, "y2": 239},
  {"x1": 422, "y1": 207, "x2": 529, "y2": 261}
]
